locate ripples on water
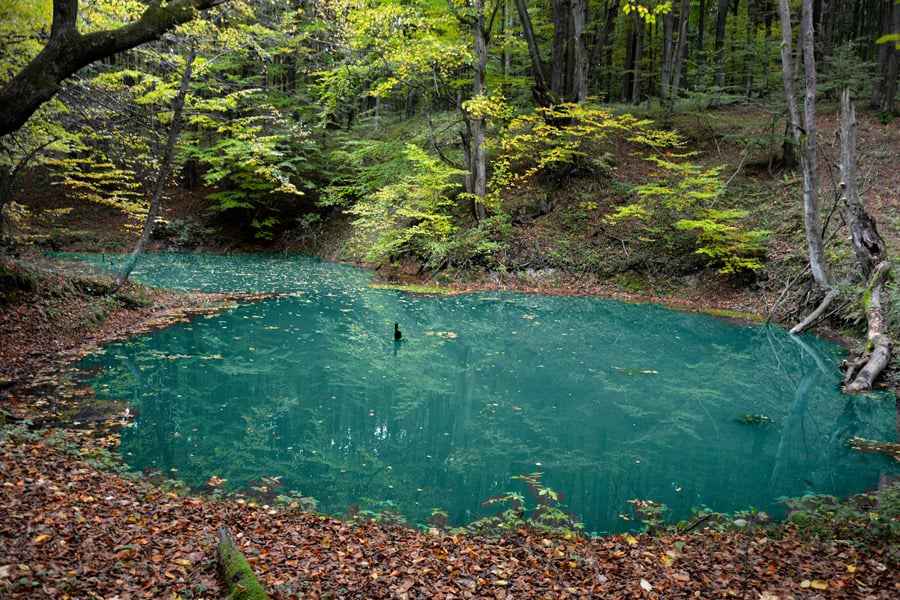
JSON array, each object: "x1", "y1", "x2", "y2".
[{"x1": 67, "y1": 253, "x2": 899, "y2": 533}]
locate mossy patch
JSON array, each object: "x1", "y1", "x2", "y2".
[
  {"x1": 699, "y1": 307, "x2": 764, "y2": 323},
  {"x1": 369, "y1": 282, "x2": 455, "y2": 295}
]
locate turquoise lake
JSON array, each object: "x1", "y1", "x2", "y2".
[{"x1": 70, "y1": 253, "x2": 899, "y2": 533}]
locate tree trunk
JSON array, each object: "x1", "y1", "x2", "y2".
[
  {"x1": 879, "y1": 1, "x2": 899, "y2": 114},
  {"x1": 798, "y1": 0, "x2": 829, "y2": 288},
  {"x1": 838, "y1": 89, "x2": 892, "y2": 392},
  {"x1": 551, "y1": 0, "x2": 570, "y2": 97},
  {"x1": 698, "y1": 0, "x2": 707, "y2": 55},
  {"x1": 871, "y1": 0, "x2": 892, "y2": 108},
  {"x1": 0, "y1": 0, "x2": 224, "y2": 137},
  {"x1": 671, "y1": 0, "x2": 691, "y2": 95},
  {"x1": 116, "y1": 49, "x2": 196, "y2": 288},
  {"x1": 589, "y1": 0, "x2": 620, "y2": 97},
  {"x1": 471, "y1": 2, "x2": 488, "y2": 221},
  {"x1": 514, "y1": 0, "x2": 553, "y2": 105},
  {"x1": 571, "y1": 0, "x2": 588, "y2": 102},
  {"x1": 662, "y1": 11, "x2": 675, "y2": 100},
  {"x1": 631, "y1": 13, "x2": 644, "y2": 103},
  {"x1": 0, "y1": 171, "x2": 12, "y2": 244},
  {"x1": 715, "y1": 0, "x2": 732, "y2": 88},
  {"x1": 623, "y1": 16, "x2": 636, "y2": 101},
  {"x1": 779, "y1": 0, "x2": 832, "y2": 334}
]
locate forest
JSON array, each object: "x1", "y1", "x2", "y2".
[{"x1": 1, "y1": 0, "x2": 899, "y2": 598}]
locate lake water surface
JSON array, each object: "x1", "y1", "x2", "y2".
[{"x1": 70, "y1": 253, "x2": 898, "y2": 533}]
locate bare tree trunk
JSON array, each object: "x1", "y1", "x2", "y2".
[
  {"x1": 798, "y1": 0, "x2": 829, "y2": 288},
  {"x1": 879, "y1": 1, "x2": 900, "y2": 114},
  {"x1": 715, "y1": 0, "x2": 732, "y2": 89},
  {"x1": 779, "y1": 0, "x2": 833, "y2": 334},
  {"x1": 471, "y1": 2, "x2": 488, "y2": 221},
  {"x1": 698, "y1": 0, "x2": 707, "y2": 55},
  {"x1": 116, "y1": 49, "x2": 196, "y2": 288},
  {"x1": 0, "y1": 172, "x2": 12, "y2": 244},
  {"x1": 623, "y1": 16, "x2": 636, "y2": 101},
  {"x1": 871, "y1": 0, "x2": 893, "y2": 109},
  {"x1": 671, "y1": 0, "x2": 691, "y2": 95},
  {"x1": 838, "y1": 89, "x2": 892, "y2": 392},
  {"x1": 551, "y1": 0, "x2": 570, "y2": 97},
  {"x1": 589, "y1": 0, "x2": 620, "y2": 97},
  {"x1": 514, "y1": 0, "x2": 553, "y2": 105},
  {"x1": 662, "y1": 11, "x2": 675, "y2": 100},
  {"x1": 631, "y1": 13, "x2": 644, "y2": 103},
  {"x1": 571, "y1": 0, "x2": 588, "y2": 102},
  {"x1": 502, "y1": 0, "x2": 512, "y2": 82}
]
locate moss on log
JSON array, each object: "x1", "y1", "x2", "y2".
[{"x1": 217, "y1": 527, "x2": 270, "y2": 600}]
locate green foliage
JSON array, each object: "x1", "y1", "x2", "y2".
[
  {"x1": 461, "y1": 472, "x2": 584, "y2": 539},
  {"x1": 184, "y1": 90, "x2": 315, "y2": 240},
  {"x1": 489, "y1": 103, "x2": 658, "y2": 204},
  {"x1": 348, "y1": 143, "x2": 464, "y2": 263},
  {"x1": 608, "y1": 155, "x2": 769, "y2": 274},
  {"x1": 784, "y1": 484, "x2": 900, "y2": 554},
  {"x1": 819, "y1": 42, "x2": 875, "y2": 100}
]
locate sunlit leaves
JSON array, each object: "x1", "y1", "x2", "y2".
[
  {"x1": 609, "y1": 156, "x2": 769, "y2": 274},
  {"x1": 348, "y1": 143, "x2": 464, "y2": 262}
]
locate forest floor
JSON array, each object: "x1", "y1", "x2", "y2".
[
  {"x1": 2, "y1": 427, "x2": 899, "y2": 599},
  {"x1": 2, "y1": 103, "x2": 900, "y2": 597}
]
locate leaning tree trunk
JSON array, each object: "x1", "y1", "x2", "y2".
[
  {"x1": 838, "y1": 89, "x2": 892, "y2": 393},
  {"x1": 0, "y1": 0, "x2": 224, "y2": 138},
  {"x1": 514, "y1": 0, "x2": 553, "y2": 106},
  {"x1": 217, "y1": 527, "x2": 269, "y2": 600},
  {"x1": 116, "y1": 49, "x2": 196, "y2": 288}
]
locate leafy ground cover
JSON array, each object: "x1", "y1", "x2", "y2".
[{"x1": 2, "y1": 428, "x2": 898, "y2": 599}]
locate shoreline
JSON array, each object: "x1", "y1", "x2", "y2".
[{"x1": 2, "y1": 253, "x2": 899, "y2": 598}]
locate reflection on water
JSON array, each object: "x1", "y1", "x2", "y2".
[{"x1": 70, "y1": 253, "x2": 899, "y2": 533}]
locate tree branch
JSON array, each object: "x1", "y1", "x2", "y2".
[{"x1": 0, "y1": 0, "x2": 228, "y2": 137}]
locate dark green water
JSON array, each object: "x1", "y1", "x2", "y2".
[{"x1": 70, "y1": 253, "x2": 898, "y2": 533}]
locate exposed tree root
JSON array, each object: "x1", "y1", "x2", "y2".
[
  {"x1": 790, "y1": 287, "x2": 839, "y2": 334},
  {"x1": 845, "y1": 261, "x2": 892, "y2": 393},
  {"x1": 848, "y1": 436, "x2": 900, "y2": 462},
  {"x1": 838, "y1": 91, "x2": 892, "y2": 393}
]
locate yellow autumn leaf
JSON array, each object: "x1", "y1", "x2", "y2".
[
  {"x1": 624, "y1": 533, "x2": 638, "y2": 546},
  {"x1": 846, "y1": 564, "x2": 857, "y2": 573},
  {"x1": 810, "y1": 580, "x2": 829, "y2": 590},
  {"x1": 33, "y1": 534, "x2": 51, "y2": 544}
]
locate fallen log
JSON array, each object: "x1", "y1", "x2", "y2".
[
  {"x1": 217, "y1": 527, "x2": 269, "y2": 600},
  {"x1": 845, "y1": 261, "x2": 893, "y2": 392}
]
